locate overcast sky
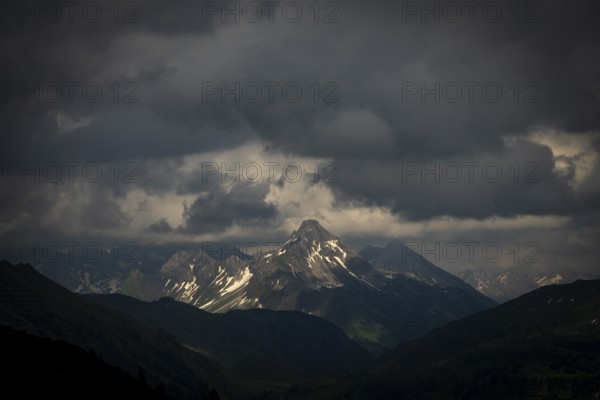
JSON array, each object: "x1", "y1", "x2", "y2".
[{"x1": 1, "y1": 0, "x2": 599, "y2": 275}]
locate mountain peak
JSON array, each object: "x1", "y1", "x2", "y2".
[
  {"x1": 291, "y1": 219, "x2": 336, "y2": 243},
  {"x1": 298, "y1": 219, "x2": 325, "y2": 231},
  {"x1": 261, "y1": 219, "x2": 380, "y2": 290}
]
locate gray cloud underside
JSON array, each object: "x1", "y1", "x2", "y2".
[{"x1": 1, "y1": 0, "x2": 600, "y2": 264}]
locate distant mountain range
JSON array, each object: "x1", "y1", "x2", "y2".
[
  {"x1": 460, "y1": 268, "x2": 598, "y2": 303},
  {"x1": 23, "y1": 219, "x2": 597, "y2": 351},
  {"x1": 32, "y1": 229, "x2": 590, "y2": 309},
  {"x1": 120, "y1": 220, "x2": 495, "y2": 352},
  {"x1": 18, "y1": 220, "x2": 499, "y2": 352}
]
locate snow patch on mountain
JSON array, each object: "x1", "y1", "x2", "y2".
[
  {"x1": 219, "y1": 266, "x2": 253, "y2": 296},
  {"x1": 75, "y1": 272, "x2": 121, "y2": 294},
  {"x1": 534, "y1": 273, "x2": 564, "y2": 286}
]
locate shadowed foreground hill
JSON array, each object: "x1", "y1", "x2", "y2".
[
  {"x1": 0, "y1": 261, "x2": 237, "y2": 400},
  {"x1": 87, "y1": 293, "x2": 369, "y2": 385},
  {"x1": 0, "y1": 260, "x2": 370, "y2": 398},
  {"x1": 0, "y1": 325, "x2": 172, "y2": 399},
  {"x1": 278, "y1": 279, "x2": 600, "y2": 399}
]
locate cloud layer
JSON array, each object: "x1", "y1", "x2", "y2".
[{"x1": 1, "y1": 0, "x2": 599, "y2": 275}]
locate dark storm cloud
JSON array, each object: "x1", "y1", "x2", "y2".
[
  {"x1": 147, "y1": 218, "x2": 173, "y2": 234},
  {"x1": 179, "y1": 183, "x2": 277, "y2": 234},
  {"x1": 0, "y1": 181, "x2": 55, "y2": 229},
  {"x1": 0, "y1": 177, "x2": 130, "y2": 241},
  {"x1": 1, "y1": 0, "x2": 599, "y2": 231},
  {"x1": 81, "y1": 187, "x2": 131, "y2": 228},
  {"x1": 0, "y1": 0, "x2": 254, "y2": 164},
  {"x1": 329, "y1": 140, "x2": 580, "y2": 220}
]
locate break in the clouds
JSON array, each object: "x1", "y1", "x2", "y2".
[{"x1": 1, "y1": 0, "x2": 599, "y2": 276}]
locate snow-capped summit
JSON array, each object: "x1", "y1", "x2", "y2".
[
  {"x1": 263, "y1": 219, "x2": 378, "y2": 290},
  {"x1": 34, "y1": 219, "x2": 497, "y2": 352}
]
